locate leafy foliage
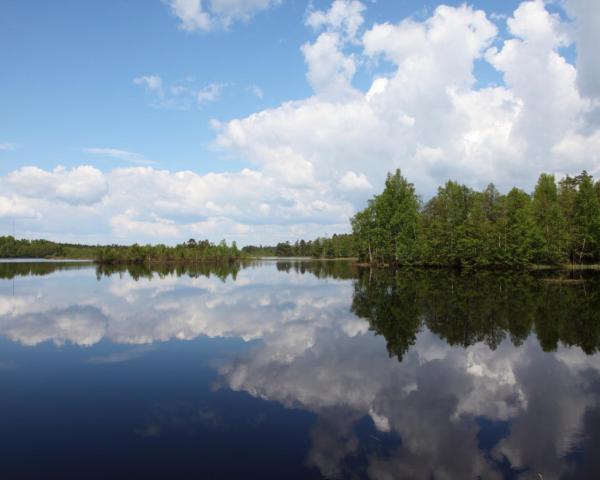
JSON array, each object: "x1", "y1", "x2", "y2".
[{"x1": 352, "y1": 169, "x2": 600, "y2": 267}]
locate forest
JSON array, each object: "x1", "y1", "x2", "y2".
[
  {"x1": 0, "y1": 234, "x2": 353, "y2": 264},
  {"x1": 94, "y1": 239, "x2": 242, "y2": 264},
  {"x1": 351, "y1": 170, "x2": 600, "y2": 267},
  {"x1": 0, "y1": 236, "x2": 100, "y2": 259},
  {"x1": 0, "y1": 236, "x2": 244, "y2": 265},
  {"x1": 241, "y1": 234, "x2": 356, "y2": 258}
]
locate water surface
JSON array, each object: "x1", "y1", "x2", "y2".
[{"x1": 1, "y1": 261, "x2": 599, "y2": 479}]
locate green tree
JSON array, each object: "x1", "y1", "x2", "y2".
[
  {"x1": 422, "y1": 181, "x2": 473, "y2": 266},
  {"x1": 504, "y1": 188, "x2": 538, "y2": 266},
  {"x1": 572, "y1": 172, "x2": 600, "y2": 263},
  {"x1": 351, "y1": 204, "x2": 376, "y2": 263},
  {"x1": 532, "y1": 174, "x2": 568, "y2": 264},
  {"x1": 375, "y1": 170, "x2": 421, "y2": 264},
  {"x1": 558, "y1": 175, "x2": 580, "y2": 262}
]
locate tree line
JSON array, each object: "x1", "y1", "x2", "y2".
[
  {"x1": 0, "y1": 236, "x2": 99, "y2": 259},
  {"x1": 351, "y1": 170, "x2": 600, "y2": 267},
  {"x1": 0, "y1": 236, "x2": 244, "y2": 265},
  {"x1": 95, "y1": 238, "x2": 242, "y2": 265},
  {"x1": 242, "y1": 234, "x2": 357, "y2": 258},
  {"x1": 0, "y1": 233, "x2": 359, "y2": 263}
]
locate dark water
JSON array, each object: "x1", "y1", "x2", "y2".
[{"x1": 1, "y1": 261, "x2": 600, "y2": 479}]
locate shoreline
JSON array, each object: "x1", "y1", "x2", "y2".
[{"x1": 2, "y1": 256, "x2": 600, "y2": 271}]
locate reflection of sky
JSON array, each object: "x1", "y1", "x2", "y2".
[
  {"x1": 0, "y1": 264, "x2": 361, "y2": 349},
  {"x1": 1, "y1": 264, "x2": 600, "y2": 479}
]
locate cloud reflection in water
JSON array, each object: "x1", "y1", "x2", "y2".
[{"x1": 1, "y1": 261, "x2": 599, "y2": 479}]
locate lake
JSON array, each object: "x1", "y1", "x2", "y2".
[{"x1": 1, "y1": 260, "x2": 599, "y2": 479}]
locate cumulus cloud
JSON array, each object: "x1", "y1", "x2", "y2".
[
  {"x1": 0, "y1": 196, "x2": 40, "y2": 219},
  {"x1": 216, "y1": 0, "x2": 600, "y2": 198},
  {"x1": 4, "y1": 166, "x2": 108, "y2": 206},
  {"x1": 485, "y1": 1, "x2": 584, "y2": 171},
  {"x1": 338, "y1": 171, "x2": 371, "y2": 190},
  {"x1": 165, "y1": 0, "x2": 281, "y2": 32},
  {"x1": 300, "y1": 0, "x2": 366, "y2": 100},
  {"x1": 0, "y1": 165, "x2": 353, "y2": 244},
  {"x1": 4, "y1": 0, "x2": 600, "y2": 243},
  {"x1": 111, "y1": 209, "x2": 181, "y2": 239},
  {"x1": 564, "y1": 0, "x2": 600, "y2": 100},
  {"x1": 301, "y1": 31, "x2": 358, "y2": 99}
]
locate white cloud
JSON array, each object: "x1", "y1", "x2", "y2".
[
  {"x1": 4, "y1": 0, "x2": 600, "y2": 243},
  {"x1": 339, "y1": 171, "x2": 371, "y2": 190},
  {"x1": 165, "y1": 0, "x2": 281, "y2": 32},
  {"x1": 134, "y1": 74, "x2": 226, "y2": 109},
  {"x1": 363, "y1": 4, "x2": 497, "y2": 88},
  {"x1": 0, "y1": 165, "x2": 353, "y2": 244},
  {"x1": 166, "y1": 0, "x2": 212, "y2": 31},
  {"x1": 306, "y1": 0, "x2": 366, "y2": 41},
  {"x1": 564, "y1": 0, "x2": 600, "y2": 99},
  {"x1": 4, "y1": 166, "x2": 108, "y2": 206},
  {"x1": 83, "y1": 147, "x2": 157, "y2": 165},
  {"x1": 484, "y1": 0, "x2": 586, "y2": 173},
  {"x1": 111, "y1": 209, "x2": 180, "y2": 239},
  {"x1": 301, "y1": 32, "x2": 358, "y2": 99},
  {"x1": 0, "y1": 196, "x2": 40, "y2": 219},
  {"x1": 133, "y1": 75, "x2": 164, "y2": 95},
  {"x1": 216, "y1": 0, "x2": 600, "y2": 200},
  {"x1": 196, "y1": 82, "x2": 225, "y2": 105},
  {"x1": 300, "y1": 1, "x2": 366, "y2": 100}
]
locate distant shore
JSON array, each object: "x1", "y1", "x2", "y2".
[{"x1": 2, "y1": 255, "x2": 599, "y2": 273}]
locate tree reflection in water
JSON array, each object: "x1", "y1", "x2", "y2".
[
  {"x1": 351, "y1": 268, "x2": 600, "y2": 360},
  {"x1": 2, "y1": 260, "x2": 600, "y2": 479}
]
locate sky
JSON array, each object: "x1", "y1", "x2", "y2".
[{"x1": 0, "y1": 0, "x2": 599, "y2": 246}]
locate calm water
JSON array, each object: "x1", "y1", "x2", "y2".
[{"x1": 1, "y1": 261, "x2": 600, "y2": 479}]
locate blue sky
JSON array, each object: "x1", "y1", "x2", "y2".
[
  {"x1": 0, "y1": 0, "x2": 528, "y2": 174},
  {"x1": 0, "y1": 0, "x2": 598, "y2": 244}
]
